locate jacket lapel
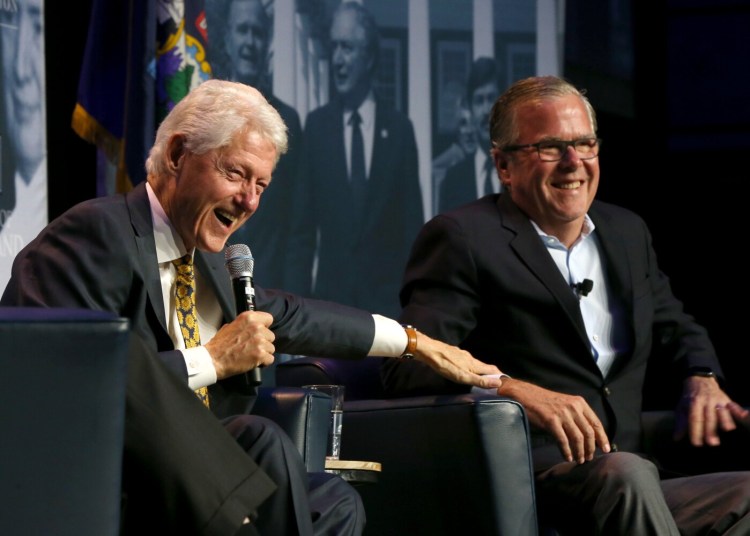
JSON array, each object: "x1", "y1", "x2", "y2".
[
  {"x1": 588, "y1": 203, "x2": 637, "y2": 375},
  {"x1": 196, "y1": 250, "x2": 236, "y2": 322},
  {"x1": 499, "y1": 195, "x2": 592, "y2": 355},
  {"x1": 588, "y1": 203, "x2": 634, "y2": 313},
  {"x1": 126, "y1": 183, "x2": 168, "y2": 331}
]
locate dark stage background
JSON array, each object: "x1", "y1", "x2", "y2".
[{"x1": 45, "y1": 1, "x2": 750, "y2": 405}]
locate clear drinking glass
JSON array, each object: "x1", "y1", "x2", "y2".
[{"x1": 302, "y1": 384, "x2": 345, "y2": 460}]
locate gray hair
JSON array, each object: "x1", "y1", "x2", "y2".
[
  {"x1": 145, "y1": 79, "x2": 288, "y2": 177},
  {"x1": 489, "y1": 76, "x2": 597, "y2": 150}
]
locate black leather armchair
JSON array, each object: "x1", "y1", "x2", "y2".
[
  {"x1": 0, "y1": 307, "x2": 130, "y2": 536},
  {"x1": 277, "y1": 356, "x2": 539, "y2": 536}
]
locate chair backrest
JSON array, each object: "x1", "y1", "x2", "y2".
[{"x1": 0, "y1": 307, "x2": 129, "y2": 536}]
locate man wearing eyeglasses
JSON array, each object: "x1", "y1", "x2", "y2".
[{"x1": 383, "y1": 75, "x2": 750, "y2": 534}]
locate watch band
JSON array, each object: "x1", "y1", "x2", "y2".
[
  {"x1": 686, "y1": 366, "x2": 715, "y2": 379},
  {"x1": 400, "y1": 325, "x2": 418, "y2": 359}
]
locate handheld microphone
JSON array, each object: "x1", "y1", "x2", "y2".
[
  {"x1": 571, "y1": 279, "x2": 594, "y2": 298},
  {"x1": 224, "y1": 243, "x2": 262, "y2": 386}
]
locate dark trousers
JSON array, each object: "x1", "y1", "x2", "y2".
[
  {"x1": 225, "y1": 415, "x2": 366, "y2": 536},
  {"x1": 536, "y1": 451, "x2": 750, "y2": 535},
  {"x1": 121, "y1": 334, "x2": 276, "y2": 536}
]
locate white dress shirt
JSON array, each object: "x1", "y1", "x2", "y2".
[{"x1": 532, "y1": 215, "x2": 630, "y2": 378}]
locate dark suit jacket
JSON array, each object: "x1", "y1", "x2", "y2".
[
  {"x1": 228, "y1": 95, "x2": 302, "y2": 290},
  {"x1": 383, "y1": 193, "x2": 721, "y2": 471},
  {"x1": 1, "y1": 182, "x2": 375, "y2": 418},
  {"x1": 438, "y1": 156, "x2": 476, "y2": 214},
  {"x1": 285, "y1": 98, "x2": 424, "y2": 318}
]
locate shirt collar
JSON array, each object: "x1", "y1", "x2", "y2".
[
  {"x1": 146, "y1": 182, "x2": 192, "y2": 264},
  {"x1": 530, "y1": 214, "x2": 596, "y2": 251},
  {"x1": 344, "y1": 91, "x2": 376, "y2": 129}
]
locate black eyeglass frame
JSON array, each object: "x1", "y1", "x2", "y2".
[{"x1": 500, "y1": 137, "x2": 602, "y2": 162}]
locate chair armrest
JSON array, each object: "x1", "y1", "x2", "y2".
[
  {"x1": 251, "y1": 387, "x2": 332, "y2": 472},
  {"x1": 338, "y1": 394, "x2": 538, "y2": 536}
]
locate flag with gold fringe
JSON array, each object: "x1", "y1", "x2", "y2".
[{"x1": 72, "y1": 0, "x2": 212, "y2": 194}]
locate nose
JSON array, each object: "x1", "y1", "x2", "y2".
[
  {"x1": 247, "y1": 29, "x2": 259, "y2": 46},
  {"x1": 559, "y1": 145, "x2": 582, "y2": 167},
  {"x1": 332, "y1": 44, "x2": 344, "y2": 66},
  {"x1": 237, "y1": 186, "x2": 259, "y2": 212}
]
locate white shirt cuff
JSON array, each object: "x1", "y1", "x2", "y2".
[
  {"x1": 183, "y1": 346, "x2": 217, "y2": 389},
  {"x1": 368, "y1": 314, "x2": 408, "y2": 357}
]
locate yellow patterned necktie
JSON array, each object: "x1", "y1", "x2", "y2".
[{"x1": 173, "y1": 254, "x2": 210, "y2": 407}]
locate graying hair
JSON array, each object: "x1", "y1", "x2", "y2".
[
  {"x1": 145, "y1": 79, "x2": 288, "y2": 178},
  {"x1": 489, "y1": 76, "x2": 597, "y2": 150}
]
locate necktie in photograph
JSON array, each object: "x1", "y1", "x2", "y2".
[
  {"x1": 173, "y1": 254, "x2": 210, "y2": 407},
  {"x1": 349, "y1": 110, "x2": 367, "y2": 214}
]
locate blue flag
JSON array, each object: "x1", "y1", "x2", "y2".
[{"x1": 72, "y1": 0, "x2": 211, "y2": 194}]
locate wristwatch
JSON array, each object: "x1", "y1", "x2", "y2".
[
  {"x1": 686, "y1": 366, "x2": 716, "y2": 379},
  {"x1": 400, "y1": 324, "x2": 418, "y2": 359}
]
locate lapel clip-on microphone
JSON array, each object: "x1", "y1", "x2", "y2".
[{"x1": 572, "y1": 278, "x2": 594, "y2": 299}]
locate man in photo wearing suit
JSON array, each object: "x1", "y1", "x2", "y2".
[
  {"x1": 285, "y1": 1, "x2": 424, "y2": 319},
  {"x1": 437, "y1": 56, "x2": 502, "y2": 214},
  {"x1": 2, "y1": 79, "x2": 503, "y2": 535},
  {"x1": 383, "y1": 75, "x2": 750, "y2": 534}
]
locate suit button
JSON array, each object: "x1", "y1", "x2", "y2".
[{"x1": 603, "y1": 386, "x2": 611, "y2": 397}]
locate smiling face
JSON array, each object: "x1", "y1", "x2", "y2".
[
  {"x1": 1, "y1": 0, "x2": 45, "y2": 182},
  {"x1": 224, "y1": 0, "x2": 269, "y2": 85},
  {"x1": 495, "y1": 94, "x2": 599, "y2": 246},
  {"x1": 159, "y1": 131, "x2": 277, "y2": 253}
]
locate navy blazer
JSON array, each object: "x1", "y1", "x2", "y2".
[
  {"x1": 384, "y1": 193, "x2": 721, "y2": 470},
  {"x1": 2, "y1": 182, "x2": 375, "y2": 418},
  {"x1": 285, "y1": 98, "x2": 424, "y2": 318}
]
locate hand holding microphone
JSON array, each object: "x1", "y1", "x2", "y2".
[{"x1": 224, "y1": 243, "x2": 264, "y2": 386}]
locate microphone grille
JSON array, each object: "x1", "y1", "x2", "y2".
[{"x1": 224, "y1": 243, "x2": 254, "y2": 279}]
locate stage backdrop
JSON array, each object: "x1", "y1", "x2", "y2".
[
  {"x1": 71, "y1": 0, "x2": 561, "y2": 319},
  {"x1": 0, "y1": 0, "x2": 48, "y2": 292}
]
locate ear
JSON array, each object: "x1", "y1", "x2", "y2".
[
  {"x1": 492, "y1": 147, "x2": 512, "y2": 188},
  {"x1": 166, "y1": 134, "x2": 187, "y2": 173}
]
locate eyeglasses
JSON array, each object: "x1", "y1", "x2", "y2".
[{"x1": 501, "y1": 137, "x2": 602, "y2": 162}]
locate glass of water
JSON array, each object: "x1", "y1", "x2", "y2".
[{"x1": 302, "y1": 384, "x2": 345, "y2": 460}]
